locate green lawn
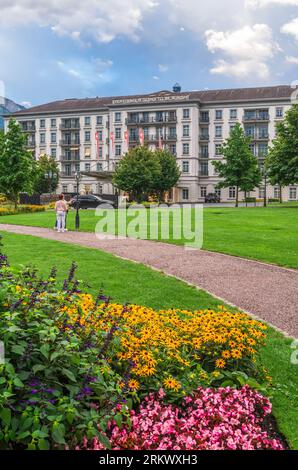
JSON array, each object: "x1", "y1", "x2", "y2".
[
  {"x1": 0, "y1": 205, "x2": 297, "y2": 268},
  {"x1": 1, "y1": 230, "x2": 297, "y2": 449}
]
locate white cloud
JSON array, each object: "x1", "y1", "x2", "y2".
[
  {"x1": 281, "y1": 17, "x2": 298, "y2": 40},
  {"x1": 153, "y1": 75, "x2": 160, "y2": 80},
  {"x1": 0, "y1": 0, "x2": 158, "y2": 43},
  {"x1": 57, "y1": 58, "x2": 114, "y2": 88},
  {"x1": 206, "y1": 24, "x2": 280, "y2": 79},
  {"x1": 158, "y1": 64, "x2": 168, "y2": 72},
  {"x1": 286, "y1": 55, "x2": 298, "y2": 63},
  {"x1": 246, "y1": 0, "x2": 298, "y2": 7},
  {"x1": 21, "y1": 101, "x2": 32, "y2": 108}
]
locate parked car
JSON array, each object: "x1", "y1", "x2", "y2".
[
  {"x1": 205, "y1": 193, "x2": 220, "y2": 203},
  {"x1": 69, "y1": 194, "x2": 116, "y2": 209}
]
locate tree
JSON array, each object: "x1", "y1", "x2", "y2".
[
  {"x1": 266, "y1": 104, "x2": 298, "y2": 202},
  {"x1": 0, "y1": 119, "x2": 35, "y2": 209},
  {"x1": 213, "y1": 123, "x2": 261, "y2": 207},
  {"x1": 153, "y1": 149, "x2": 180, "y2": 201},
  {"x1": 113, "y1": 146, "x2": 161, "y2": 202},
  {"x1": 33, "y1": 154, "x2": 59, "y2": 194}
]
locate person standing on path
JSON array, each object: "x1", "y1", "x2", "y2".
[{"x1": 55, "y1": 194, "x2": 68, "y2": 233}]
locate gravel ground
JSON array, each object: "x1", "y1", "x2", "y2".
[{"x1": 1, "y1": 223, "x2": 297, "y2": 338}]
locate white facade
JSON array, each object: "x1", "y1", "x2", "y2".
[{"x1": 5, "y1": 86, "x2": 297, "y2": 203}]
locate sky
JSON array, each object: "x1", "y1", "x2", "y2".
[{"x1": 0, "y1": 0, "x2": 298, "y2": 107}]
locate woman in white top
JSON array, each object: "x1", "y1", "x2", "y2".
[{"x1": 55, "y1": 194, "x2": 68, "y2": 233}]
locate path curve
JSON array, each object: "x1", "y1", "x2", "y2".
[{"x1": 1, "y1": 223, "x2": 297, "y2": 338}]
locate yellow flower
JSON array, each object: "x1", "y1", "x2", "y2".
[
  {"x1": 163, "y1": 376, "x2": 181, "y2": 392},
  {"x1": 222, "y1": 350, "x2": 231, "y2": 359},
  {"x1": 231, "y1": 349, "x2": 242, "y2": 359},
  {"x1": 128, "y1": 379, "x2": 140, "y2": 390},
  {"x1": 215, "y1": 358, "x2": 226, "y2": 369},
  {"x1": 212, "y1": 371, "x2": 221, "y2": 378}
]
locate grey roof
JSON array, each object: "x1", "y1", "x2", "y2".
[{"x1": 11, "y1": 85, "x2": 295, "y2": 116}]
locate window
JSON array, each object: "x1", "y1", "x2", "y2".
[
  {"x1": 274, "y1": 187, "x2": 280, "y2": 199},
  {"x1": 84, "y1": 116, "x2": 91, "y2": 126},
  {"x1": 289, "y1": 187, "x2": 297, "y2": 200},
  {"x1": 62, "y1": 185, "x2": 68, "y2": 193},
  {"x1": 258, "y1": 144, "x2": 268, "y2": 157},
  {"x1": 85, "y1": 131, "x2": 91, "y2": 142},
  {"x1": 258, "y1": 125, "x2": 268, "y2": 138},
  {"x1": 259, "y1": 187, "x2": 265, "y2": 198},
  {"x1": 115, "y1": 112, "x2": 121, "y2": 122},
  {"x1": 200, "y1": 162, "x2": 208, "y2": 176},
  {"x1": 98, "y1": 146, "x2": 103, "y2": 159},
  {"x1": 97, "y1": 116, "x2": 103, "y2": 125},
  {"x1": 144, "y1": 127, "x2": 149, "y2": 139},
  {"x1": 276, "y1": 107, "x2": 283, "y2": 118},
  {"x1": 183, "y1": 109, "x2": 190, "y2": 119},
  {"x1": 182, "y1": 188, "x2": 189, "y2": 200},
  {"x1": 230, "y1": 109, "x2": 237, "y2": 119},
  {"x1": 183, "y1": 125, "x2": 189, "y2": 137},
  {"x1": 64, "y1": 165, "x2": 71, "y2": 176},
  {"x1": 51, "y1": 118, "x2": 56, "y2": 128},
  {"x1": 215, "y1": 110, "x2": 223, "y2": 120},
  {"x1": 85, "y1": 163, "x2": 91, "y2": 172},
  {"x1": 201, "y1": 145, "x2": 209, "y2": 158},
  {"x1": 97, "y1": 162, "x2": 103, "y2": 172},
  {"x1": 85, "y1": 148, "x2": 91, "y2": 158},
  {"x1": 51, "y1": 148, "x2": 56, "y2": 158},
  {"x1": 215, "y1": 188, "x2": 221, "y2": 199},
  {"x1": 215, "y1": 126, "x2": 222, "y2": 138},
  {"x1": 115, "y1": 144, "x2": 122, "y2": 156},
  {"x1": 169, "y1": 144, "x2": 176, "y2": 155},
  {"x1": 183, "y1": 143, "x2": 189, "y2": 155},
  {"x1": 182, "y1": 161, "x2": 189, "y2": 173},
  {"x1": 229, "y1": 187, "x2": 236, "y2": 198},
  {"x1": 75, "y1": 163, "x2": 80, "y2": 172},
  {"x1": 169, "y1": 127, "x2": 177, "y2": 138},
  {"x1": 51, "y1": 132, "x2": 56, "y2": 143},
  {"x1": 245, "y1": 125, "x2": 255, "y2": 137},
  {"x1": 115, "y1": 128, "x2": 121, "y2": 139},
  {"x1": 249, "y1": 144, "x2": 255, "y2": 155},
  {"x1": 215, "y1": 144, "x2": 222, "y2": 156},
  {"x1": 200, "y1": 111, "x2": 209, "y2": 122},
  {"x1": 40, "y1": 119, "x2": 45, "y2": 128},
  {"x1": 200, "y1": 186, "x2": 207, "y2": 197},
  {"x1": 40, "y1": 133, "x2": 45, "y2": 144}
]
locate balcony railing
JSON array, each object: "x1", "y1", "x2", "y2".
[
  {"x1": 60, "y1": 123, "x2": 80, "y2": 130},
  {"x1": 26, "y1": 140, "x2": 36, "y2": 147},
  {"x1": 21, "y1": 125, "x2": 36, "y2": 132},
  {"x1": 126, "y1": 116, "x2": 177, "y2": 125},
  {"x1": 199, "y1": 135, "x2": 209, "y2": 141},
  {"x1": 60, "y1": 139, "x2": 80, "y2": 146},
  {"x1": 199, "y1": 153, "x2": 209, "y2": 158},
  {"x1": 200, "y1": 117, "x2": 210, "y2": 123},
  {"x1": 243, "y1": 114, "x2": 269, "y2": 121},
  {"x1": 60, "y1": 155, "x2": 80, "y2": 162},
  {"x1": 199, "y1": 171, "x2": 209, "y2": 177}
]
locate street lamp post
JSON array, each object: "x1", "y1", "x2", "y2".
[
  {"x1": 75, "y1": 171, "x2": 80, "y2": 230},
  {"x1": 263, "y1": 166, "x2": 268, "y2": 208}
]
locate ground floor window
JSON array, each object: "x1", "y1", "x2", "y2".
[
  {"x1": 62, "y1": 185, "x2": 68, "y2": 193},
  {"x1": 259, "y1": 187, "x2": 265, "y2": 198},
  {"x1": 274, "y1": 186, "x2": 280, "y2": 199},
  {"x1": 229, "y1": 187, "x2": 236, "y2": 198},
  {"x1": 182, "y1": 188, "x2": 189, "y2": 200},
  {"x1": 289, "y1": 187, "x2": 297, "y2": 200},
  {"x1": 215, "y1": 188, "x2": 221, "y2": 199},
  {"x1": 200, "y1": 186, "x2": 207, "y2": 197}
]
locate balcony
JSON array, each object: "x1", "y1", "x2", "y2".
[
  {"x1": 199, "y1": 134, "x2": 209, "y2": 141},
  {"x1": 60, "y1": 123, "x2": 80, "y2": 130},
  {"x1": 243, "y1": 114, "x2": 269, "y2": 122},
  {"x1": 255, "y1": 133, "x2": 269, "y2": 140},
  {"x1": 200, "y1": 117, "x2": 210, "y2": 123},
  {"x1": 21, "y1": 124, "x2": 36, "y2": 132},
  {"x1": 199, "y1": 171, "x2": 209, "y2": 177},
  {"x1": 60, "y1": 139, "x2": 80, "y2": 146},
  {"x1": 60, "y1": 154, "x2": 80, "y2": 162},
  {"x1": 126, "y1": 115, "x2": 177, "y2": 126},
  {"x1": 26, "y1": 140, "x2": 36, "y2": 148},
  {"x1": 199, "y1": 153, "x2": 209, "y2": 158}
]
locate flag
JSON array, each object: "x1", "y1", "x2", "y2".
[
  {"x1": 158, "y1": 129, "x2": 163, "y2": 149},
  {"x1": 110, "y1": 131, "x2": 115, "y2": 150},
  {"x1": 95, "y1": 131, "x2": 101, "y2": 158},
  {"x1": 139, "y1": 128, "x2": 144, "y2": 145},
  {"x1": 124, "y1": 130, "x2": 129, "y2": 147}
]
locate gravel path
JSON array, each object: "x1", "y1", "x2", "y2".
[{"x1": 1, "y1": 223, "x2": 297, "y2": 338}]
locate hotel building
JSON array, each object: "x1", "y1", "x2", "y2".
[{"x1": 6, "y1": 84, "x2": 298, "y2": 202}]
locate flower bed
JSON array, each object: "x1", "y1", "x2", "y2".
[
  {"x1": 0, "y1": 242, "x2": 286, "y2": 450},
  {"x1": 0, "y1": 204, "x2": 45, "y2": 216}
]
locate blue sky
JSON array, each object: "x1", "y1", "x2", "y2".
[{"x1": 0, "y1": 0, "x2": 298, "y2": 107}]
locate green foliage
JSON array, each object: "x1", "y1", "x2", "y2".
[
  {"x1": 33, "y1": 155, "x2": 59, "y2": 195},
  {"x1": 0, "y1": 254, "x2": 129, "y2": 450},
  {"x1": 0, "y1": 119, "x2": 36, "y2": 209},
  {"x1": 267, "y1": 104, "x2": 298, "y2": 188},
  {"x1": 213, "y1": 124, "x2": 261, "y2": 206},
  {"x1": 113, "y1": 146, "x2": 180, "y2": 202}
]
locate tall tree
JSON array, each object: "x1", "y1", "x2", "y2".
[
  {"x1": 0, "y1": 119, "x2": 35, "y2": 209},
  {"x1": 33, "y1": 154, "x2": 59, "y2": 194},
  {"x1": 113, "y1": 146, "x2": 161, "y2": 202},
  {"x1": 153, "y1": 149, "x2": 180, "y2": 202},
  {"x1": 266, "y1": 104, "x2": 298, "y2": 202},
  {"x1": 213, "y1": 123, "x2": 261, "y2": 207}
]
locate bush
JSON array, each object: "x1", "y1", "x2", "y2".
[{"x1": 0, "y1": 255, "x2": 129, "y2": 450}]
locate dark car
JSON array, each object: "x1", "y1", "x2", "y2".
[
  {"x1": 69, "y1": 194, "x2": 116, "y2": 209},
  {"x1": 205, "y1": 193, "x2": 220, "y2": 203}
]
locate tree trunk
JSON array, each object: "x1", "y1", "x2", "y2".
[
  {"x1": 279, "y1": 184, "x2": 283, "y2": 204},
  {"x1": 13, "y1": 195, "x2": 18, "y2": 211},
  {"x1": 235, "y1": 186, "x2": 239, "y2": 207}
]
